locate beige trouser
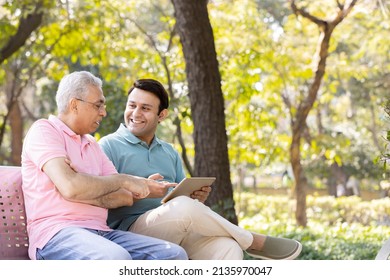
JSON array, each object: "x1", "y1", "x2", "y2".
[{"x1": 129, "y1": 196, "x2": 253, "y2": 260}]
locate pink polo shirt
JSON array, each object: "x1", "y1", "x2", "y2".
[{"x1": 21, "y1": 115, "x2": 117, "y2": 260}]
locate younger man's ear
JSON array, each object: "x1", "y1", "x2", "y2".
[{"x1": 158, "y1": 109, "x2": 169, "y2": 123}]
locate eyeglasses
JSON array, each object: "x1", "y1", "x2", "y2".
[{"x1": 75, "y1": 98, "x2": 106, "y2": 112}]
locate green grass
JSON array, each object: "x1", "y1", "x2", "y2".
[{"x1": 235, "y1": 193, "x2": 390, "y2": 259}]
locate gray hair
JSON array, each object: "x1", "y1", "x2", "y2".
[{"x1": 56, "y1": 71, "x2": 103, "y2": 114}]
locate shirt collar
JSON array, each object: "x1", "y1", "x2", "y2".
[
  {"x1": 117, "y1": 123, "x2": 162, "y2": 147},
  {"x1": 49, "y1": 115, "x2": 92, "y2": 144}
]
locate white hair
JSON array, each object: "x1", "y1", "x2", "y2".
[{"x1": 56, "y1": 71, "x2": 103, "y2": 114}]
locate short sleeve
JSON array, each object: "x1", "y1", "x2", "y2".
[{"x1": 22, "y1": 119, "x2": 66, "y2": 170}]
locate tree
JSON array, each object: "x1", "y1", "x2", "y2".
[
  {"x1": 0, "y1": 0, "x2": 45, "y2": 65},
  {"x1": 0, "y1": 0, "x2": 56, "y2": 164},
  {"x1": 285, "y1": 0, "x2": 359, "y2": 226},
  {"x1": 171, "y1": 0, "x2": 237, "y2": 223}
]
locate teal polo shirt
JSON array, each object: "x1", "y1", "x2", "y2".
[{"x1": 99, "y1": 123, "x2": 186, "y2": 230}]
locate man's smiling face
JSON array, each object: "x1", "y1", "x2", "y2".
[{"x1": 124, "y1": 88, "x2": 162, "y2": 145}]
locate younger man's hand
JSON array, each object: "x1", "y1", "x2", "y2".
[
  {"x1": 191, "y1": 186, "x2": 212, "y2": 203},
  {"x1": 146, "y1": 177, "x2": 177, "y2": 198}
]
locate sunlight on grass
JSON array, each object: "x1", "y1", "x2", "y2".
[{"x1": 235, "y1": 193, "x2": 390, "y2": 259}]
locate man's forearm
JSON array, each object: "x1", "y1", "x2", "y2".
[
  {"x1": 62, "y1": 172, "x2": 148, "y2": 201},
  {"x1": 43, "y1": 157, "x2": 149, "y2": 202},
  {"x1": 70, "y1": 188, "x2": 134, "y2": 209}
]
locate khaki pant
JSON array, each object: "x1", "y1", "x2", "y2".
[{"x1": 130, "y1": 196, "x2": 253, "y2": 259}]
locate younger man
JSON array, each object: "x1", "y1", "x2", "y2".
[{"x1": 99, "y1": 79, "x2": 302, "y2": 260}]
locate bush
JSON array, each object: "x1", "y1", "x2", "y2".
[{"x1": 236, "y1": 193, "x2": 390, "y2": 259}]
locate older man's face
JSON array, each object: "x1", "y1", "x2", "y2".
[{"x1": 73, "y1": 86, "x2": 107, "y2": 135}]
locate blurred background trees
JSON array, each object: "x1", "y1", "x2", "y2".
[{"x1": 1, "y1": 0, "x2": 389, "y2": 226}]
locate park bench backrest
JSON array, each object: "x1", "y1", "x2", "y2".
[{"x1": 0, "y1": 166, "x2": 29, "y2": 259}]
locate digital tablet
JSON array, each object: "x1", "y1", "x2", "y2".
[{"x1": 161, "y1": 177, "x2": 216, "y2": 204}]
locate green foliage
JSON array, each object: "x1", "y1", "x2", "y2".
[
  {"x1": 0, "y1": 0, "x2": 389, "y2": 210},
  {"x1": 237, "y1": 193, "x2": 390, "y2": 259},
  {"x1": 210, "y1": 0, "x2": 288, "y2": 169}
]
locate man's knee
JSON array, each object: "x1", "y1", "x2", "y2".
[
  {"x1": 165, "y1": 243, "x2": 188, "y2": 260},
  {"x1": 103, "y1": 246, "x2": 133, "y2": 260},
  {"x1": 170, "y1": 196, "x2": 207, "y2": 217}
]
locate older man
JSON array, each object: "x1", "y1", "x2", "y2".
[{"x1": 21, "y1": 71, "x2": 187, "y2": 260}]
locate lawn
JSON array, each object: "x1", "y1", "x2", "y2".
[{"x1": 236, "y1": 193, "x2": 390, "y2": 259}]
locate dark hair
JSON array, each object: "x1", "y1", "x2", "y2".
[{"x1": 128, "y1": 79, "x2": 169, "y2": 114}]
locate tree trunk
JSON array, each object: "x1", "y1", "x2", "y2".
[
  {"x1": 1, "y1": 68, "x2": 24, "y2": 165},
  {"x1": 289, "y1": 0, "x2": 359, "y2": 227},
  {"x1": 290, "y1": 129, "x2": 307, "y2": 226},
  {"x1": 9, "y1": 101, "x2": 23, "y2": 166},
  {"x1": 171, "y1": 0, "x2": 237, "y2": 224}
]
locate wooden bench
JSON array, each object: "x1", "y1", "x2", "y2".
[{"x1": 0, "y1": 165, "x2": 389, "y2": 260}]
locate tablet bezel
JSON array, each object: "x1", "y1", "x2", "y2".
[{"x1": 161, "y1": 177, "x2": 216, "y2": 204}]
